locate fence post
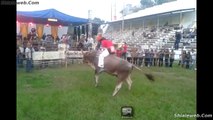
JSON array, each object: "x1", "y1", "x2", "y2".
[{"x1": 65, "y1": 50, "x2": 67, "y2": 68}]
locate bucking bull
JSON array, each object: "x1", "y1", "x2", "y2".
[{"x1": 82, "y1": 50, "x2": 154, "y2": 96}]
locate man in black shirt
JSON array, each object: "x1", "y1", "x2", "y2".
[{"x1": 174, "y1": 31, "x2": 181, "y2": 50}]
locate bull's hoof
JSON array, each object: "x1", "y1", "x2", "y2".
[
  {"x1": 112, "y1": 93, "x2": 117, "y2": 96},
  {"x1": 97, "y1": 67, "x2": 105, "y2": 73}
]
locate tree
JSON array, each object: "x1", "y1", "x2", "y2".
[
  {"x1": 140, "y1": 0, "x2": 176, "y2": 8},
  {"x1": 140, "y1": 0, "x2": 155, "y2": 8},
  {"x1": 155, "y1": 0, "x2": 176, "y2": 5},
  {"x1": 91, "y1": 17, "x2": 105, "y2": 24}
]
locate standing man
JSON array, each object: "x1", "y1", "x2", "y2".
[
  {"x1": 169, "y1": 49, "x2": 175, "y2": 67},
  {"x1": 25, "y1": 43, "x2": 34, "y2": 72},
  {"x1": 164, "y1": 49, "x2": 170, "y2": 67},
  {"x1": 122, "y1": 42, "x2": 128, "y2": 60},
  {"x1": 190, "y1": 49, "x2": 196, "y2": 70},
  {"x1": 87, "y1": 34, "x2": 94, "y2": 50},
  {"x1": 174, "y1": 31, "x2": 182, "y2": 50}
]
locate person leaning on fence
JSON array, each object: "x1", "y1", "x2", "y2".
[
  {"x1": 121, "y1": 42, "x2": 128, "y2": 60},
  {"x1": 158, "y1": 49, "x2": 164, "y2": 67},
  {"x1": 190, "y1": 49, "x2": 196, "y2": 70},
  {"x1": 17, "y1": 44, "x2": 24, "y2": 68},
  {"x1": 178, "y1": 49, "x2": 183, "y2": 66},
  {"x1": 116, "y1": 47, "x2": 122, "y2": 58},
  {"x1": 144, "y1": 49, "x2": 150, "y2": 67},
  {"x1": 185, "y1": 51, "x2": 191, "y2": 69},
  {"x1": 169, "y1": 49, "x2": 175, "y2": 67},
  {"x1": 150, "y1": 49, "x2": 154, "y2": 66},
  {"x1": 25, "y1": 42, "x2": 35, "y2": 72},
  {"x1": 153, "y1": 49, "x2": 158, "y2": 66},
  {"x1": 138, "y1": 48, "x2": 144, "y2": 67},
  {"x1": 164, "y1": 49, "x2": 170, "y2": 67},
  {"x1": 181, "y1": 50, "x2": 187, "y2": 68},
  {"x1": 16, "y1": 46, "x2": 20, "y2": 70},
  {"x1": 86, "y1": 34, "x2": 94, "y2": 50}
]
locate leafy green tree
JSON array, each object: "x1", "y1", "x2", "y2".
[
  {"x1": 91, "y1": 17, "x2": 105, "y2": 24},
  {"x1": 155, "y1": 0, "x2": 176, "y2": 5},
  {"x1": 140, "y1": 0, "x2": 155, "y2": 8},
  {"x1": 140, "y1": 0, "x2": 176, "y2": 8}
]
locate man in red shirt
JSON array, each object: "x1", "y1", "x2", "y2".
[
  {"x1": 116, "y1": 48, "x2": 122, "y2": 58},
  {"x1": 96, "y1": 34, "x2": 115, "y2": 73},
  {"x1": 122, "y1": 42, "x2": 128, "y2": 60}
]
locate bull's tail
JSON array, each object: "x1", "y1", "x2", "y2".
[{"x1": 132, "y1": 64, "x2": 155, "y2": 81}]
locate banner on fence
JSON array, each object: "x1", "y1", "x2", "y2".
[
  {"x1": 33, "y1": 51, "x2": 85, "y2": 61},
  {"x1": 33, "y1": 51, "x2": 65, "y2": 60}
]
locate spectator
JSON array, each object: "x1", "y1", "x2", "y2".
[
  {"x1": 39, "y1": 43, "x2": 46, "y2": 51},
  {"x1": 122, "y1": 42, "x2": 128, "y2": 60},
  {"x1": 153, "y1": 49, "x2": 158, "y2": 66},
  {"x1": 16, "y1": 46, "x2": 20, "y2": 70},
  {"x1": 181, "y1": 50, "x2": 187, "y2": 68},
  {"x1": 190, "y1": 49, "x2": 196, "y2": 70},
  {"x1": 185, "y1": 51, "x2": 191, "y2": 69},
  {"x1": 138, "y1": 48, "x2": 144, "y2": 67},
  {"x1": 42, "y1": 33, "x2": 46, "y2": 40},
  {"x1": 126, "y1": 51, "x2": 131, "y2": 63},
  {"x1": 169, "y1": 49, "x2": 175, "y2": 67},
  {"x1": 116, "y1": 48, "x2": 122, "y2": 58},
  {"x1": 144, "y1": 49, "x2": 150, "y2": 67},
  {"x1": 18, "y1": 44, "x2": 24, "y2": 67},
  {"x1": 178, "y1": 50, "x2": 183, "y2": 66},
  {"x1": 174, "y1": 31, "x2": 181, "y2": 50},
  {"x1": 56, "y1": 36, "x2": 60, "y2": 43},
  {"x1": 28, "y1": 28, "x2": 38, "y2": 41},
  {"x1": 150, "y1": 49, "x2": 154, "y2": 66},
  {"x1": 158, "y1": 49, "x2": 164, "y2": 67},
  {"x1": 164, "y1": 49, "x2": 170, "y2": 67},
  {"x1": 77, "y1": 34, "x2": 86, "y2": 50},
  {"x1": 25, "y1": 42, "x2": 35, "y2": 72},
  {"x1": 178, "y1": 54, "x2": 181, "y2": 66},
  {"x1": 132, "y1": 30, "x2": 135, "y2": 37},
  {"x1": 87, "y1": 34, "x2": 94, "y2": 50}
]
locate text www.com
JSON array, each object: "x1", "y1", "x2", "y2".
[
  {"x1": 1, "y1": 1, "x2": 39, "y2": 5},
  {"x1": 17, "y1": 1, "x2": 39, "y2": 5}
]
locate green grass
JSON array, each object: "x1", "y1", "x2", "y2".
[{"x1": 17, "y1": 64, "x2": 196, "y2": 120}]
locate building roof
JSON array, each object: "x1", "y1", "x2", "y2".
[{"x1": 113, "y1": 0, "x2": 196, "y2": 22}]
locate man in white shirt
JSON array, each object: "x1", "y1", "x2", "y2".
[
  {"x1": 17, "y1": 44, "x2": 24, "y2": 67},
  {"x1": 25, "y1": 43, "x2": 35, "y2": 72},
  {"x1": 190, "y1": 49, "x2": 196, "y2": 70},
  {"x1": 87, "y1": 35, "x2": 94, "y2": 45}
]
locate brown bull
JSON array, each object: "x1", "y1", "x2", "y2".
[{"x1": 82, "y1": 50, "x2": 154, "y2": 96}]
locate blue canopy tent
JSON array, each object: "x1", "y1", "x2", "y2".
[{"x1": 17, "y1": 9, "x2": 88, "y2": 26}]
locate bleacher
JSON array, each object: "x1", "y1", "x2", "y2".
[{"x1": 104, "y1": 24, "x2": 196, "y2": 51}]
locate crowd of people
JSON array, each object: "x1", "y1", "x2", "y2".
[
  {"x1": 17, "y1": 26, "x2": 197, "y2": 72},
  {"x1": 122, "y1": 48, "x2": 196, "y2": 70}
]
